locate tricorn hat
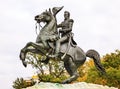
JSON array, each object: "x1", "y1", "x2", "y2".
[{"x1": 52, "y1": 6, "x2": 64, "y2": 15}]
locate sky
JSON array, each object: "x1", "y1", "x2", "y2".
[{"x1": 0, "y1": 0, "x2": 120, "y2": 89}]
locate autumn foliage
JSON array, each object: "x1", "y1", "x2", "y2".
[
  {"x1": 13, "y1": 50, "x2": 120, "y2": 89},
  {"x1": 76, "y1": 50, "x2": 120, "y2": 88}
]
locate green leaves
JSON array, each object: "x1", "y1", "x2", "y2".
[
  {"x1": 13, "y1": 52, "x2": 68, "y2": 89},
  {"x1": 12, "y1": 78, "x2": 35, "y2": 89},
  {"x1": 85, "y1": 49, "x2": 120, "y2": 88}
]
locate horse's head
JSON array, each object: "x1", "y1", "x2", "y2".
[{"x1": 35, "y1": 9, "x2": 52, "y2": 23}]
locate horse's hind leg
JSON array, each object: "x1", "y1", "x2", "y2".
[{"x1": 62, "y1": 57, "x2": 79, "y2": 84}]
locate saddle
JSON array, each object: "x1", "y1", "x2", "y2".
[{"x1": 48, "y1": 34, "x2": 77, "y2": 59}]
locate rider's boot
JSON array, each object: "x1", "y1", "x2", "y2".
[
  {"x1": 48, "y1": 47, "x2": 59, "y2": 58},
  {"x1": 45, "y1": 48, "x2": 58, "y2": 58}
]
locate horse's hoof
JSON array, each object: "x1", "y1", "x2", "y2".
[
  {"x1": 61, "y1": 80, "x2": 70, "y2": 84},
  {"x1": 61, "y1": 81, "x2": 67, "y2": 84},
  {"x1": 22, "y1": 61, "x2": 27, "y2": 67},
  {"x1": 20, "y1": 52, "x2": 25, "y2": 60}
]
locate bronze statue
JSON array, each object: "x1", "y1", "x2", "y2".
[{"x1": 19, "y1": 6, "x2": 106, "y2": 84}]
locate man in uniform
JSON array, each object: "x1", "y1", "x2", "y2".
[{"x1": 50, "y1": 11, "x2": 77, "y2": 58}]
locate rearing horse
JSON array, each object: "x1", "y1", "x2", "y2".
[{"x1": 20, "y1": 9, "x2": 106, "y2": 84}]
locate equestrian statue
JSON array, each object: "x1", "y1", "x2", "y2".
[{"x1": 19, "y1": 6, "x2": 106, "y2": 84}]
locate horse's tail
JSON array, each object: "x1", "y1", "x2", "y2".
[{"x1": 86, "y1": 49, "x2": 106, "y2": 75}]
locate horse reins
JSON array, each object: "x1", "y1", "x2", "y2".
[{"x1": 35, "y1": 22, "x2": 42, "y2": 36}]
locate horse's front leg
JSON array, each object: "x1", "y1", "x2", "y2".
[
  {"x1": 20, "y1": 41, "x2": 51, "y2": 67},
  {"x1": 20, "y1": 48, "x2": 40, "y2": 67},
  {"x1": 21, "y1": 42, "x2": 44, "y2": 52},
  {"x1": 20, "y1": 42, "x2": 33, "y2": 61},
  {"x1": 20, "y1": 42, "x2": 44, "y2": 61}
]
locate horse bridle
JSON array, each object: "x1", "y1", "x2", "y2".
[{"x1": 35, "y1": 22, "x2": 42, "y2": 36}]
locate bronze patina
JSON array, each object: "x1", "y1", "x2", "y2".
[{"x1": 20, "y1": 6, "x2": 106, "y2": 84}]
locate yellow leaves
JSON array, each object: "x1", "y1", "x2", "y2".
[
  {"x1": 32, "y1": 75, "x2": 39, "y2": 80},
  {"x1": 77, "y1": 74, "x2": 87, "y2": 82},
  {"x1": 77, "y1": 50, "x2": 120, "y2": 88},
  {"x1": 94, "y1": 78, "x2": 107, "y2": 85},
  {"x1": 86, "y1": 59, "x2": 94, "y2": 67}
]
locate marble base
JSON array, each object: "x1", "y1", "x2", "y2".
[{"x1": 23, "y1": 82, "x2": 118, "y2": 89}]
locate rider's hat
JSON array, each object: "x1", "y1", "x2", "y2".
[{"x1": 52, "y1": 6, "x2": 64, "y2": 15}]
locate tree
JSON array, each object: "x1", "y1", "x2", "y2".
[
  {"x1": 13, "y1": 52, "x2": 67, "y2": 89},
  {"x1": 85, "y1": 50, "x2": 120, "y2": 88}
]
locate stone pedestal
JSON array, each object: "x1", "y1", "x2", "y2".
[{"x1": 23, "y1": 82, "x2": 118, "y2": 89}]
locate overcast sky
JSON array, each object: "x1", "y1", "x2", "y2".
[{"x1": 0, "y1": 0, "x2": 120, "y2": 88}]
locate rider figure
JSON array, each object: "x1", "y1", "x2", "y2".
[{"x1": 51, "y1": 11, "x2": 76, "y2": 58}]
